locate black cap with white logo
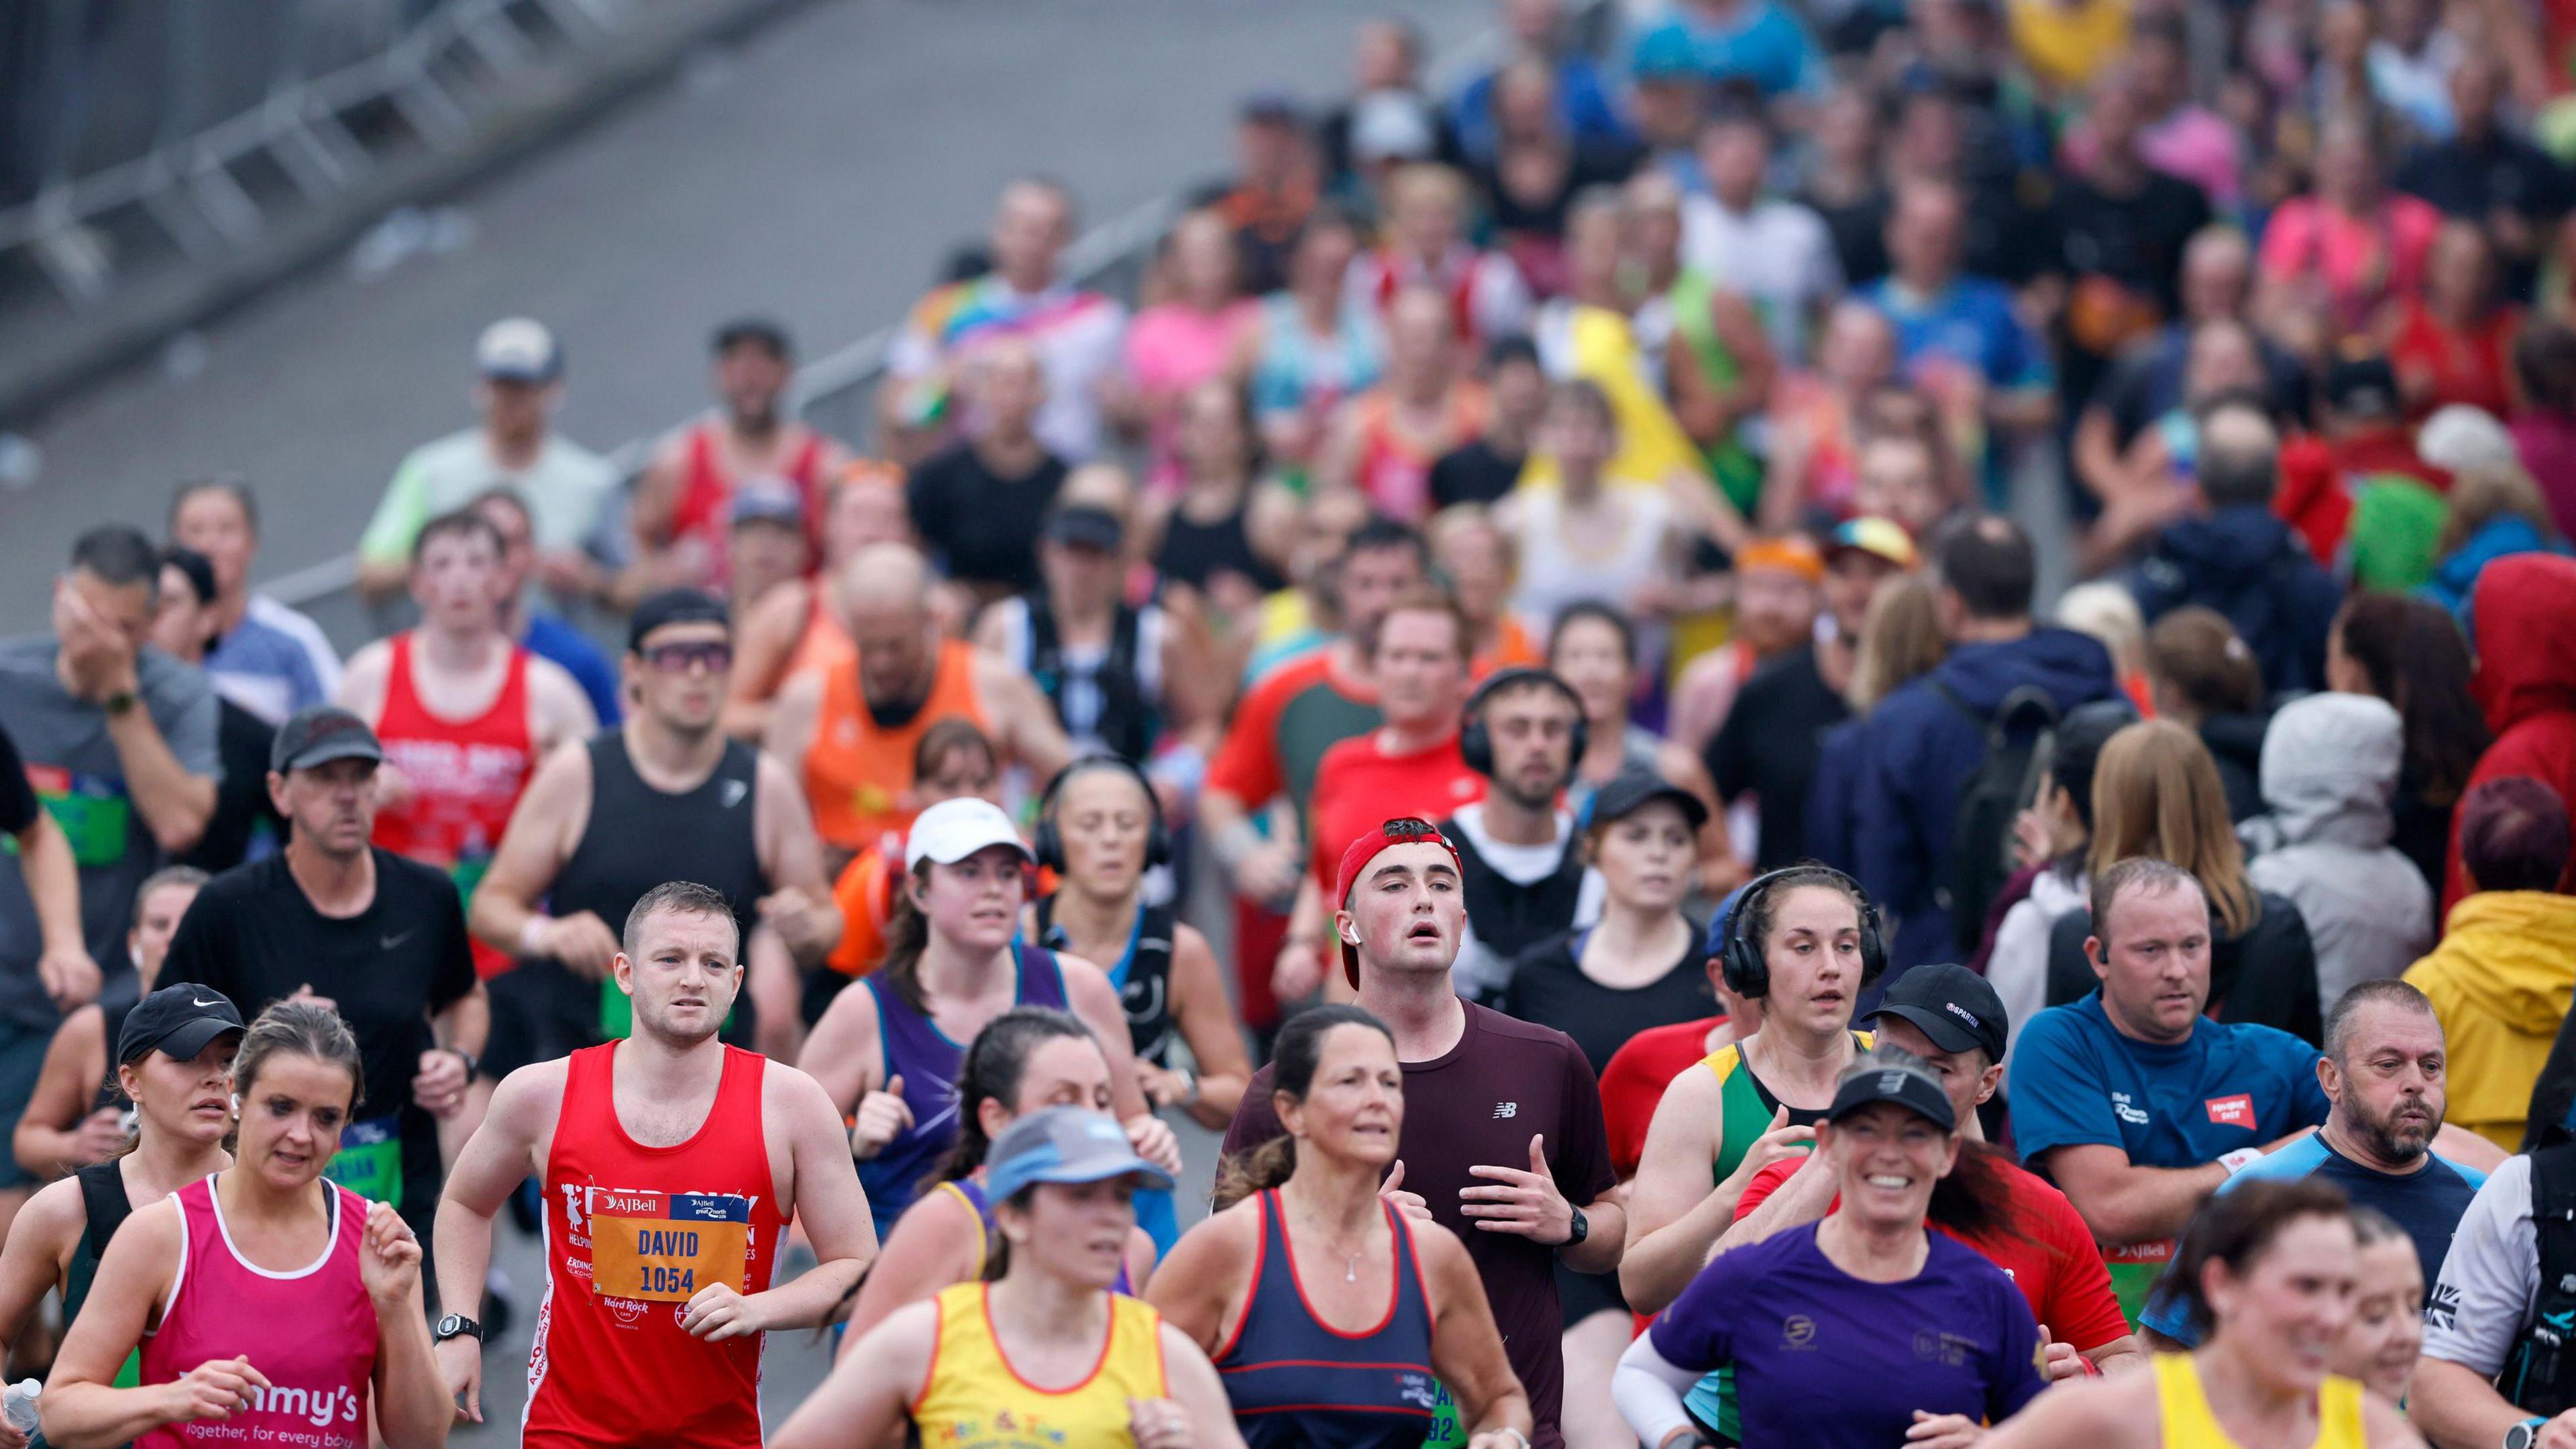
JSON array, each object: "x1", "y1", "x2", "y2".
[
  {"x1": 117, "y1": 983, "x2": 246, "y2": 1065},
  {"x1": 1866, "y1": 962, "x2": 2009, "y2": 1065},
  {"x1": 1826, "y1": 1059, "x2": 1958, "y2": 1133}
]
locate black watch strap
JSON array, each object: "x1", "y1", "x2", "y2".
[
  {"x1": 1563, "y1": 1205, "x2": 1589, "y2": 1248},
  {"x1": 434, "y1": 1313, "x2": 484, "y2": 1344}
]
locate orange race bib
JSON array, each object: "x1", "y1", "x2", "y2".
[{"x1": 585, "y1": 1189, "x2": 753, "y2": 1302}]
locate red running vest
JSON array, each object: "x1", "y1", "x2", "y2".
[
  {"x1": 525, "y1": 1042, "x2": 786, "y2": 1449},
  {"x1": 370, "y1": 633, "x2": 535, "y2": 978},
  {"x1": 138, "y1": 1177, "x2": 377, "y2": 1449}
]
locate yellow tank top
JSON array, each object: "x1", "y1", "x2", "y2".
[
  {"x1": 910, "y1": 1281, "x2": 1168, "y2": 1448},
  {"x1": 2151, "y1": 1353, "x2": 2368, "y2": 1449}
]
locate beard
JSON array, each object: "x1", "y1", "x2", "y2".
[{"x1": 2346, "y1": 1091, "x2": 2437, "y2": 1164}]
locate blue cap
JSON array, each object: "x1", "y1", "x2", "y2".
[
  {"x1": 985, "y1": 1107, "x2": 1175, "y2": 1203},
  {"x1": 1704, "y1": 883, "x2": 1750, "y2": 961}
]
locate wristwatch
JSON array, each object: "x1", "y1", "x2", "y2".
[
  {"x1": 2506, "y1": 1419, "x2": 2551, "y2": 1449},
  {"x1": 1561, "y1": 1205, "x2": 1589, "y2": 1249},
  {"x1": 433, "y1": 1314, "x2": 484, "y2": 1345},
  {"x1": 447, "y1": 1048, "x2": 480, "y2": 1078},
  {"x1": 101, "y1": 688, "x2": 136, "y2": 717}
]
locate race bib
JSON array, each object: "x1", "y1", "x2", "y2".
[
  {"x1": 23, "y1": 764, "x2": 131, "y2": 868},
  {"x1": 587, "y1": 1190, "x2": 752, "y2": 1302},
  {"x1": 324, "y1": 1116, "x2": 404, "y2": 1204},
  {"x1": 1420, "y1": 1379, "x2": 1466, "y2": 1449},
  {"x1": 2104, "y1": 1237, "x2": 2177, "y2": 1328}
]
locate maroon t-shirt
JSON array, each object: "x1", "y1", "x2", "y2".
[{"x1": 1220, "y1": 1001, "x2": 1619, "y2": 1448}]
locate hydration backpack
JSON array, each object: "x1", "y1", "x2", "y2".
[
  {"x1": 1935, "y1": 682, "x2": 2059, "y2": 955},
  {"x1": 2502, "y1": 1143, "x2": 2576, "y2": 1418}
]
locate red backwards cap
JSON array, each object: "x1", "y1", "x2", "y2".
[{"x1": 1330, "y1": 818, "x2": 1464, "y2": 987}]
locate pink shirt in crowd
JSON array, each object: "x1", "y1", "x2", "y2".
[{"x1": 1124, "y1": 299, "x2": 1260, "y2": 494}]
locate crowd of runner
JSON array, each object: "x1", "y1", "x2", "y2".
[{"x1": 5, "y1": 0, "x2": 2576, "y2": 1443}]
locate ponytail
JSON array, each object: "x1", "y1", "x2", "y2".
[
  {"x1": 1209, "y1": 1004, "x2": 1391, "y2": 1213},
  {"x1": 1212, "y1": 1137, "x2": 1297, "y2": 1213}
]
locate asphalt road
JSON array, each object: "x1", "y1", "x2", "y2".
[{"x1": 0, "y1": 0, "x2": 1490, "y2": 635}]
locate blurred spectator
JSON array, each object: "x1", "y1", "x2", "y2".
[
  {"x1": 2127, "y1": 402, "x2": 2343, "y2": 696},
  {"x1": 1680, "y1": 111, "x2": 1841, "y2": 365},
  {"x1": 1531, "y1": 190, "x2": 1725, "y2": 500},
  {"x1": 356, "y1": 318, "x2": 617, "y2": 606},
  {"x1": 1760, "y1": 301, "x2": 1902, "y2": 524},
  {"x1": 2422, "y1": 458, "x2": 2570, "y2": 619},
  {"x1": 2365, "y1": 0, "x2": 2466, "y2": 139},
  {"x1": 1499, "y1": 382, "x2": 1716, "y2": 645},
  {"x1": 2143, "y1": 606, "x2": 2271, "y2": 824},
  {"x1": 2090, "y1": 322, "x2": 2273, "y2": 569},
  {"x1": 1848, "y1": 429, "x2": 1958, "y2": 539},
  {"x1": 1471, "y1": 62, "x2": 1642, "y2": 298},
  {"x1": 904, "y1": 337, "x2": 1070, "y2": 609},
  {"x1": 1426, "y1": 504, "x2": 1542, "y2": 674},
  {"x1": 1984, "y1": 698, "x2": 2137, "y2": 1070},
  {"x1": 2508, "y1": 317, "x2": 2576, "y2": 536},
  {"x1": 1115, "y1": 209, "x2": 1260, "y2": 494},
  {"x1": 1633, "y1": 171, "x2": 1775, "y2": 513},
  {"x1": 1626, "y1": 0, "x2": 1827, "y2": 101},
  {"x1": 1863, "y1": 180, "x2": 2057, "y2": 462},
  {"x1": 2046, "y1": 68, "x2": 2214, "y2": 421},
  {"x1": 1429, "y1": 336, "x2": 1548, "y2": 508},
  {"x1": 2392, "y1": 50, "x2": 2572, "y2": 296},
  {"x1": 1850, "y1": 515, "x2": 2118, "y2": 971},
  {"x1": 2047, "y1": 720, "x2": 2323, "y2": 1044},
  {"x1": 1194, "y1": 94, "x2": 1322, "y2": 297},
  {"x1": 1796, "y1": 86, "x2": 1892, "y2": 288},
  {"x1": 1882, "y1": 89, "x2": 2049, "y2": 287},
  {"x1": 881, "y1": 178, "x2": 1126, "y2": 465},
  {"x1": 1709, "y1": 517, "x2": 1912, "y2": 871},
  {"x1": 148, "y1": 547, "x2": 284, "y2": 873},
  {"x1": 2055, "y1": 580, "x2": 2151, "y2": 714},
  {"x1": 765, "y1": 542, "x2": 1072, "y2": 871},
  {"x1": 1341, "y1": 164, "x2": 1533, "y2": 347},
  {"x1": 975, "y1": 503, "x2": 1203, "y2": 763},
  {"x1": 166, "y1": 479, "x2": 339, "y2": 727},
  {"x1": 1318, "y1": 284, "x2": 1489, "y2": 521},
  {"x1": 2445, "y1": 551, "x2": 2576, "y2": 908},
  {"x1": 1448, "y1": 0, "x2": 1630, "y2": 168},
  {"x1": 2326, "y1": 590, "x2": 2490, "y2": 893},
  {"x1": 1142, "y1": 380, "x2": 1297, "y2": 675},
  {"x1": 1442, "y1": 667, "x2": 1600, "y2": 1002},
  {"x1": 1316, "y1": 19, "x2": 1454, "y2": 184},
  {"x1": 2273, "y1": 355, "x2": 2451, "y2": 565},
  {"x1": 2254, "y1": 111, "x2": 2443, "y2": 345},
  {"x1": 2390, "y1": 221, "x2": 2522, "y2": 421},
  {"x1": 1804, "y1": 569, "x2": 1950, "y2": 873},
  {"x1": 1247, "y1": 206, "x2": 1383, "y2": 483},
  {"x1": 628, "y1": 319, "x2": 847, "y2": 601},
  {"x1": 1625, "y1": 25, "x2": 1711, "y2": 192},
  {"x1": 2405, "y1": 775, "x2": 2576, "y2": 1153},
  {"x1": 1667, "y1": 535, "x2": 1822, "y2": 754},
  {"x1": 727, "y1": 491, "x2": 813, "y2": 619},
  {"x1": 723, "y1": 466, "x2": 912, "y2": 741},
  {"x1": 2006, "y1": 0, "x2": 2127, "y2": 101},
  {"x1": 2241, "y1": 693, "x2": 2434, "y2": 1011},
  {"x1": 470, "y1": 488, "x2": 624, "y2": 729},
  {"x1": 1545, "y1": 601, "x2": 1733, "y2": 890}
]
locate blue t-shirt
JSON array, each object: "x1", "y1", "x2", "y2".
[
  {"x1": 523, "y1": 614, "x2": 623, "y2": 727},
  {"x1": 1627, "y1": 3, "x2": 1824, "y2": 98},
  {"x1": 1650, "y1": 1223, "x2": 2047, "y2": 1449},
  {"x1": 1862, "y1": 276, "x2": 2054, "y2": 392},
  {"x1": 2138, "y1": 1134, "x2": 2485, "y2": 1346},
  {"x1": 204, "y1": 613, "x2": 327, "y2": 726}
]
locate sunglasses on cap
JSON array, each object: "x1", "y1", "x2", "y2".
[{"x1": 641, "y1": 641, "x2": 733, "y2": 674}]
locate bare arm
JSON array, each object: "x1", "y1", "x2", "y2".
[
  {"x1": 753, "y1": 753, "x2": 843, "y2": 967},
  {"x1": 2039, "y1": 1144, "x2": 2228, "y2": 1247},
  {"x1": 1618, "y1": 1067, "x2": 1731, "y2": 1312},
  {"x1": 430, "y1": 1062, "x2": 559, "y2": 1422},
  {"x1": 2410, "y1": 1356, "x2": 2569, "y2": 1448},
  {"x1": 433, "y1": 982, "x2": 490, "y2": 1059},
  {"x1": 2433, "y1": 1123, "x2": 2510, "y2": 1175},
  {"x1": 42, "y1": 1201, "x2": 205, "y2": 1449},
  {"x1": 525, "y1": 659, "x2": 600, "y2": 756},
  {"x1": 1156, "y1": 1322, "x2": 1252, "y2": 1448},
  {"x1": 1059, "y1": 955, "x2": 1152, "y2": 1124},
  {"x1": 763, "y1": 674, "x2": 823, "y2": 789},
  {"x1": 1711, "y1": 1148, "x2": 1837, "y2": 1258},
  {"x1": 12, "y1": 1009, "x2": 111, "y2": 1177},
  {"x1": 837, "y1": 1190, "x2": 981, "y2": 1356},
  {"x1": 722, "y1": 580, "x2": 815, "y2": 741},
  {"x1": 769, "y1": 1302, "x2": 934, "y2": 1449},
  {"x1": 468, "y1": 741, "x2": 586, "y2": 957},
  {"x1": 1142, "y1": 1206, "x2": 1255, "y2": 1354},
  {"x1": 105, "y1": 698, "x2": 213, "y2": 855},
  {"x1": 1163, "y1": 926, "x2": 1250, "y2": 1128},
  {"x1": 16, "y1": 810, "x2": 95, "y2": 1008},
  {"x1": 1421, "y1": 1222, "x2": 1535, "y2": 1439},
  {"x1": 745, "y1": 1067, "x2": 879, "y2": 1331},
  {"x1": 796, "y1": 974, "x2": 884, "y2": 1117},
  {"x1": 976, "y1": 658, "x2": 1074, "y2": 780},
  {"x1": 0, "y1": 1181, "x2": 80, "y2": 1368},
  {"x1": 360, "y1": 1205, "x2": 449, "y2": 1449}
]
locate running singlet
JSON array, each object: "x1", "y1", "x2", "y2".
[
  {"x1": 804, "y1": 639, "x2": 987, "y2": 855},
  {"x1": 909, "y1": 1281, "x2": 1168, "y2": 1448},
  {"x1": 527, "y1": 1043, "x2": 787, "y2": 1449},
  {"x1": 1351, "y1": 387, "x2": 1486, "y2": 523},
  {"x1": 1688, "y1": 1031, "x2": 1870, "y2": 1440},
  {"x1": 857, "y1": 944, "x2": 1069, "y2": 1239},
  {"x1": 2150, "y1": 1354, "x2": 2365, "y2": 1448},
  {"x1": 936, "y1": 1177, "x2": 1135, "y2": 1295},
  {"x1": 371, "y1": 633, "x2": 535, "y2": 978},
  {"x1": 137, "y1": 1177, "x2": 376, "y2": 1449},
  {"x1": 666, "y1": 421, "x2": 829, "y2": 590},
  {"x1": 62, "y1": 1161, "x2": 143, "y2": 1389},
  {"x1": 1216, "y1": 1190, "x2": 1441, "y2": 1449}
]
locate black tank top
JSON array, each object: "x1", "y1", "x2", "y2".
[
  {"x1": 1034, "y1": 896, "x2": 1179, "y2": 1065},
  {"x1": 553, "y1": 734, "x2": 769, "y2": 949},
  {"x1": 1155, "y1": 502, "x2": 1283, "y2": 594},
  {"x1": 62, "y1": 1160, "x2": 135, "y2": 1326}
]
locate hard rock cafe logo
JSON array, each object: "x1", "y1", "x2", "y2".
[{"x1": 604, "y1": 1295, "x2": 649, "y2": 1328}]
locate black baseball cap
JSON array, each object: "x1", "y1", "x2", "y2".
[
  {"x1": 1827, "y1": 1058, "x2": 1957, "y2": 1132},
  {"x1": 1866, "y1": 963, "x2": 2008, "y2": 1064},
  {"x1": 271, "y1": 705, "x2": 384, "y2": 774},
  {"x1": 628, "y1": 587, "x2": 731, "y2": 651},
  {"x1": 118, "y1": 983, "x2": 245, "y2": 1065},
  {"x1": 1043, "y1": 504, "x2": 1124, "y2": 553},
  {"x1": 1582, "y1": 767, "x2": 1711, "y2": 833}
]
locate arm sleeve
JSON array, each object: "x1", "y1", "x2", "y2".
[
  {"x1": 1986, "y1": 1276, "x2": 2051, "y2": 1423},
  {"x1": 2003, "y1": 1013, "x2": 2123, "y2": 1160},
  {"x1": 1615, "y1": 1326, "x2": 1711, "y2": 1449},
  {"x1": 2420, "y1": 1155, "x2": 2540, "y2": 1377},
  {"x1": 0, "y1": 724, "x2": 36, "y2": 837},
  {"x1": 358, "y1": 455, "x2": 433, "y2": 565}
]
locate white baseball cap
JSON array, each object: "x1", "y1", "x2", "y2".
[
  {"x1": 476, "y1": 317, "x2": 561, "y2": 383},
  {"x1": 904, "y1": 797, "x2": 1032, "y2": 871}
]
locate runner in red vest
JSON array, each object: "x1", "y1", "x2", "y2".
[
  {"x1": 338, "y1": 509, "x2": 597, "y2": 977},
  {"x1": 429, "y1": 880, "x2": 877, "y2": 1446}
]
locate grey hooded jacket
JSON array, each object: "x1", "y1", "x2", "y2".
[{"x1": 2241, "y1": 693, "x2": 2435, "y2": 1012}]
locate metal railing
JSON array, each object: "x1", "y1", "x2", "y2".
[{"x1": 1, "y1": 0, "x2": 648, "y2": 307}]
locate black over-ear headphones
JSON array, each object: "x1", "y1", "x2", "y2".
[
  {"x1": 1032, "y1": 755, "x2": 1171, "y2": 873},
  {"x1": 1458, "y1": 667, "x2": 1591, "y2": 780},
  {"x1": 1719, "y1": 865, "x2": 1888, "y2": 999}
]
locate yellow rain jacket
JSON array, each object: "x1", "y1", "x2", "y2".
[{"x1": 2404, "y1": 890, "x2": 2576, "y2": 1152}]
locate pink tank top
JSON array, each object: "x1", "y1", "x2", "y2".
[{"x1": 138, "y1": 1176, "x2": 377, "y2": 1449}]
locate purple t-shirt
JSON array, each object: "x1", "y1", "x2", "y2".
[
  {"x1": 1220, "y1": 1002, "x2": 1617, "y2": 1449},
  {"x1": 1648, "y1": 1222, "x2": 2047, "y2": 1448}
]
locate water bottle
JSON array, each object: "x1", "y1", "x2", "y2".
[{"x1": 3, "y1": 1378, "x2": 39, "y2": 1438}]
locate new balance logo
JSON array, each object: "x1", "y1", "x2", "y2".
[{"x1": 1493, "y1": 1102, "x2": 1517, "y2": 1119}]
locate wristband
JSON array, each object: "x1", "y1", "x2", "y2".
[
  {"x1": 519, "y1": 916, "x2": 552, "y2": 957},
  {"x1": 1174, "y1": 1069, "x2": 1199, "y2": 1108},
  {"x1": 2218, "y1": 1147, "x2": 2265, "y2": 1175}
]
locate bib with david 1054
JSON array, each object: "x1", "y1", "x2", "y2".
[{"x1": 584, "y1": 1189, "x2": 753, "y2": 1302}]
